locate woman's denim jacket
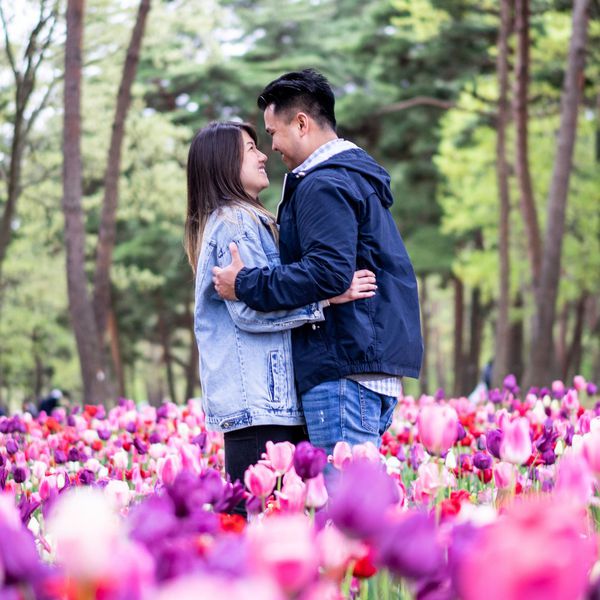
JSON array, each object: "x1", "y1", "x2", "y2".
[{"x1": 194, "y1": 205, "x2": 325, "y2": 432}]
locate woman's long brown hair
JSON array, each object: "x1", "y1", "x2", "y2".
[{"x1": 184, "y1": 121, "x2": 275, "y2": 272}]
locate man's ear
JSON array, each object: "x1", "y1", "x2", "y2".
[{"x1": 296, "y1": 112, "x2": 310, "y2": 135}]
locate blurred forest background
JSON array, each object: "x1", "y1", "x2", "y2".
[{"x1": 0, "y1": 0, "x2": 598, "y2": 409}]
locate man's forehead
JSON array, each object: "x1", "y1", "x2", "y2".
[{"x1": 264, "y1": 104, "x2": 293, "y2": 128}]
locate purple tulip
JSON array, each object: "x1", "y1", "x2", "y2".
[
  {"x1": 157, "y1": 404, "x2": 169, "y2": 420},
  {"x1": 149, "y1": 431, "x2": 162, "y2": 444},
  {"x1": 486, "y1": 429, "x2": 503, "y2": 459},
  {"x1": 488, "y1": 389, "x2": 503, "y2": 404},
  {"x1": 329, "y1": 460, "x2": 399, "y2": 539},
  {"x1": 17, "y1": 494, "x2": 40, "y2": 525},
  {"x1": 293, "y1": 441, "x2": 327, "y2": 480},
  {"x1": 128, "y1": 495, "x2": 179, "y2": 546},
  {"x1": 588, "y1": 383, "x2": 598, "y2": 396},
  {"x1": 541, "y1": 449, "x2": 556, "y2": 465},
  {"x1": 6, "y1": 438, "x2": 18, "y2": 455},
  {"x1": 67, "y1": 415, "x2": 76, "y2": 427},
  {"x1": 133, "y1": 437, "x2": 148, "y2": 455},
  {"x1": 473, "y1": 452, "x2": 493, "y2": 470},
  {"x1": 434, "y1": 388, "x2": 445, "y2": 401},
  {"x1": 191, "y1": 432, "x2": 207, "y2": 451},
  {"x1": 0, "y1": 522, "x2": 49, "y2": 586},
  {"x1": 98, "y1": 428, "x2": 111, "y2": 441},
  {"x1": 13, "y1": 466, "x2": 26, "y2": 483},
  {"x1": 0, "y1": 467, "x2": 7, "y2": 489},
  {"x1": 0, "y1": 453, "x2": 5, "y2": 467},
  {"x1": 456, "y1": 423, "x2": 467, "y2": 442},
  {"x1": 126, "y1": 421, "x2": 137, "y2": 434},
  {"x1": 374, "y1": 511, "x2": 445, "y2": 580},
  {"x1": 54, "y1": 449, "x2": 67, "y2": 464},
  {"x1": 503, "y1": 374, "x2": 517, "y2": 392},
  {"x1": 67, "y1": 447, "x2": 81, "y2": 462},
  {"x1": 78, "y1": 469, "x2": 95, "y2": 485}
]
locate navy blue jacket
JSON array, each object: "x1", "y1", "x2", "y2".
[{"x1": 235, "y1": 148, "x2": 423, "y2": 393}]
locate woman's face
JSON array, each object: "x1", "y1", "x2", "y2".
[{"x1": 239, "y1": 130, "x2": 269, "y2": 198}]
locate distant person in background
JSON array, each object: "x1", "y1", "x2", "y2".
[
  {"x1": 38, "y1": 388, "x2": 63, "y2": 415},
  {"x1": 185, "y1": 121, "x2": 375, "y2": 493}
]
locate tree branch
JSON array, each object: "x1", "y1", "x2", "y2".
[
  {"x1": 376, "y1": 96, "x2": 493, "y2": 119},
  {"x1": 0, "y1": 3, "x2": 18, "y2": 78}
]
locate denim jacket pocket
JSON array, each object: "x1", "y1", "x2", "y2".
[{"x1": 267, "y1": 350, "x2": 287, "y2": 407}]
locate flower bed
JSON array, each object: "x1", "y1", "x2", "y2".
[{"x1": 1, "y1": 376, "x2": 599, "y2": 599}]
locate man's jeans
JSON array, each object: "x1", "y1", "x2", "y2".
[{"x1": 301, "y1": 379, "x2": 397, "y2": 457}]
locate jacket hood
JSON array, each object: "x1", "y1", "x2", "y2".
[{"x1": 303, "y1": 148, "x2": 394, "y2": 209}]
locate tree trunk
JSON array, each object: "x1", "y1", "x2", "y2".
[
  {"x1": 493, "y1": 0, "x2": 514, "y2": 388},
  {"x1": 466, "y1": 287, "x2": 484, "y2": 393},
  {"x1": 526, "y1": 0, "x2": 590, "y2": 388},
  {"x1": 157, "y1": 298, "x2": 177, "y2": 404},
  {"x1": 453, "y1": 275, "x2": 465, "y2": 396},
  {"x1": 93, "y1": 0, "x2": 152, "y2": 340},
  {"x1": 62, "y1": 0, "x2": 108, "y2": 404},
  {"x1": 564, "y1": 292, "x2": 587, "y2": 379},
  {"x1": 513, "y1": 0, "x2": 542, "y2": 289},
  {"x1": 556, "y1": 302, "x2": 569, "y2": 377},
  {"x1": 107, "y1": 308, "x2": 126, "y2": 398},
  {"x1": 419, "y1": 274, "x2": 429, "y2": 394},
  {"x1": 508, "y1": 293, "x2": 525, "y2": 383}
]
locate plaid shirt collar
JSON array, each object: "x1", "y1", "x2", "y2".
[{"x1": 292, "y1": 138, "x2": 358, "y2": 174}]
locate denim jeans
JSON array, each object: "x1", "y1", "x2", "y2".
[{"x1": 301, "y1": 379, "x2": 397, "y2": 457}]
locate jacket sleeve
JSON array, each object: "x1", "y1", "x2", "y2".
[
  {"x1": 234, "y1": 177, "x2": 357, "y2": 311},
  {"x1": 215, "y1": 218, "x2": 325, "y2": 333}
]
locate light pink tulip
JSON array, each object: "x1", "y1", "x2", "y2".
[
  {"x1": 413, "y1": 462, "x2": 456, "y2": 505},
  {"x1": 331, "y1": 441, "x2": 352, "y2": 470},
  {"x1": 277, "y1": 476, "x2": 307, "y2": 513},
  {"x1": 352, "y1": 441, "x2": 381, "y2": 462},
  {"x1": 104, "y1": 479, "x2": 132, "y2": 510},
  {"x1": 247, "y1": 514, "x2": 319, "y2": 596},
  {"x1": 500, "y1": 418, "x2": 532, "y2": 465},
  {"x1": 157, "y1": 454, "x2": 181, "y2": 486},
  {"x1": 555, "y1": 450, "x2": 594, "y2": 504},
  {"x1": 305, "y1": 473, "x2": 328, "y2": 509},
  {"x1": 417, "y1": 404, "x2": 459, "y2": 455},
  {"x1": 561, "y1": 389, "x2": 579, "y2": 413},
  {"x1": 573, "y1": 375, "x2": 587, "y2": 391},
  {"x1": 457, "y1": 495, "x2": 596, "y2": 600},
  {"x1": 244, "y1": 463, "x2": 277, "y2": 498},
  {"x1": 581, "y1": 428, "x2": 600, "y2": 476},
  {"x1": 316, "y1": 524, "x2": 363, "y2": 581},
  {"x1": 493, "y1": 461, "x2": 515, "y2": 489},
  {"x1": 264, "y1": 441, "x2": 295, "y2": 474}
]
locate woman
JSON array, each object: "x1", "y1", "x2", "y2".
[{"x1": 184, "y1": 121, "x2": 375, "y2": 489}]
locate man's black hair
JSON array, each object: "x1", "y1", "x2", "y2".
[{"x1": 257, "y1": 68, "x2": 336, "y2": 130}]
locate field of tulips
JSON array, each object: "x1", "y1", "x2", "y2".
[{"x1": 1, "y1": 375, "x2": 600, "y2": 600}]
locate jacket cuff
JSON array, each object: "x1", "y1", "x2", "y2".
[{"x1": 234, "y1": 267, "x2": 250, "y2": 301}]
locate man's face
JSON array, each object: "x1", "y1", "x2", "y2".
[{"x1": 263, "y1": 104, "x2": 306, "y2": 170}]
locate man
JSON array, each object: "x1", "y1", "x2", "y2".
[{"x1": 213, "y1": 69, "x2": 422, "y2": 456}]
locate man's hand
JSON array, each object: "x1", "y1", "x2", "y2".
[
  {"x1": 212, "y1": 242, "x2": 245, "y2": 300},
  {"x1": 329, "y1": 269, "x2": 377, "y2": 304}
]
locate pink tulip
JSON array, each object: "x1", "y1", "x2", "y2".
[
  {"x1": 316, "y1": 524, "x2": 363, "y2": 581},
  {"x1": 331, "y1": 441, "x2": 352, "y2": 470},
  {"x1": 457, "y1": 495, "x2": 596, "y2": 600},
  {"x1": 561, "y1": 389, "x2": 579, "y2": 413},
  {"x1": 244, "y1": 463, "x2": 277, "y2": 498},
  {"x1": 500, "y1": 418, "x2": 532, "y2": 465},
  {"x1": 493, "y1": 461, "x2": 515, "y2": 489},
  {"x1": 413, "y1": 462, "x2": 456, "y2": 505},
  {"x1": 104, "y1": 479, "x2": 132, "y2": 510},
  {"x1": 277, "y1": 474, "x2": 307, "y2": 512},
  {"x1": 264, "y1": 441, "x2": 295, "y2": 475},
  {"x1": 247, "y1": 514, "x2": 318, "y2": 596},
  {"x1": 352, "y1": 441, "x2": 381, "y2": 462},
  {"x1": 305, "y1": 473, "x2": 328, "y2": 509},
  {"x1": 157, "y1": 454, "x2": 181, "y2": 486},
  {"x1": 417, "y1": 404, "x2": 459, "y2": 455},
  {"x1": 555, "y1": 450, "x2": 594, "y2": 504},
  {"x1": 581, "y1": 428, "x2": 600, "y2": 475},
  {"x1": 573, "y1": 375, "x2": 587, "y2": 391}
]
